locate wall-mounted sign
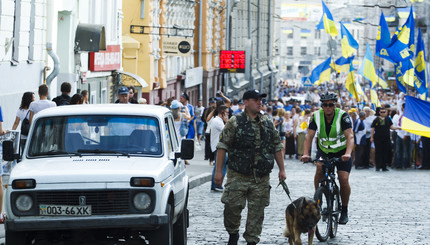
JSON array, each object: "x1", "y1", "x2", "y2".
[
  {"x1": 185, "y1": 67, "x2": 203, "y2": 88},
  {"x1": 89, "y1": 45, "x2": 121, "y2": 71},
  {"x1": 220, "y1": 50, "x2": 245, "y2": 73},
  {"x1": 162, "y1": 37, "x2": 191, "y2": 56}
]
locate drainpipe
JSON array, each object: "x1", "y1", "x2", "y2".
[
  {"x1": 248, "y1": 0, "x2": 254, "y2": 89},
  {"x1": 45, "y1": 0, "x2": 59, "y2": 87},
  {"x1": 257, "y1": 0, "x2": 264, "y2": 93},
  {"x1": 46, "y1": 42, "x2": 60, "y2": 87},
  {"x1": 267, "y1": 0, "x2": 274, "y2": 100},
  {"x1": 198, "y1": 0, "x2": 203, "y2": 101}
]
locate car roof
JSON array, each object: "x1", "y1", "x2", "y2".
[{"x1": 33, "y1": 104, "x2": 171, "y2": 120}]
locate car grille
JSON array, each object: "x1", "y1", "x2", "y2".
[{"x1": 35, "y1": 190, "x2": 131, "y2": 215}]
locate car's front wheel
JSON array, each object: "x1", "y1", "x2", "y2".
[
  {"x1": 6, "y1": 230, "x2": 29, "y2": 245},
  {"x1": 150, "y1": 204, "x2": 173, "y2": 245},
  {"x1": 173, "y1": 207, "x2": 188, "y2": 245}
]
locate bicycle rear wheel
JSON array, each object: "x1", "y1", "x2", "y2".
[
  {"x1": 314, "y1": 186, "x2": 331, "y2": 242},
  {"x1": 330, "y1": 186, "x2": 340, "y2": 238}
]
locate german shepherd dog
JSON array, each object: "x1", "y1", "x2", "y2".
[{"x1": 283, "y1": 197, "x2": 321, "y2": 245}]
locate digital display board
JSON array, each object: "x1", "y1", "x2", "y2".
[{"x1": 220, "y1": 50, "x2": 245, "y2": 73}]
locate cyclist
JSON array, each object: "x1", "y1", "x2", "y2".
[{"x1": 301, "y1": 92, "x2": 354, "y2": 225}]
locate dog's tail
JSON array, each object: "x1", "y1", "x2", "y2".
[{"x1": 283, "y1": 228, "x2": 290, "y2": 237}]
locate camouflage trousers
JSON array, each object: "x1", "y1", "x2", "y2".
[{"x1": 221, "y1": 169, "x2": 271, "y2": 243}]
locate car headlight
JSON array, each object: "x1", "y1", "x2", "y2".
[
  {"x1": 133, "y1": 192, "x2": 151, "y2": 210},
  {"x1": 16, "y1": 194, "x2": 33, "y2": 212}
]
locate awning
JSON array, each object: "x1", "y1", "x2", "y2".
[{"x1": 114, "y1": 70, "x2": 148, "y2": 88}]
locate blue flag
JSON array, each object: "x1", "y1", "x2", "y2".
[
  {"x1": 332, "y1": 55, "x2": 355, "y2": 72},
  {"x1": 403, "y1": 95, "x2": 430, "y2": 137},
  {"x1": 376, "y1": 12, "x2": 393, "y2": 63},
  {"x1": 319, "y1": 0, "x2": 338, "y2": 37},
  {"x1": 415, "y1": 28, "x2": 428, "y2": 96},
  {"x1": 386, "y1": 7, "x2": 415, "y2": 63}
]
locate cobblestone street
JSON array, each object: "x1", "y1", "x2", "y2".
[{"x1": 187, "y1": 159, "x2": 430, "y2": 245}]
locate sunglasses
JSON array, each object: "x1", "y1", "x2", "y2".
[
  {"x1": 322, "y1": 103, "x2": 335, "y2": 107},
  {"x1": 380, "y1": 110, "x2": 387, "y2": 113}
]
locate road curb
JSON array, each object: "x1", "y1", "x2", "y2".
[{"x1": 189, "y1": 173, "x2": 212, "y2": 189}]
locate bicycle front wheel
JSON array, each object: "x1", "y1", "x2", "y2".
[
  {"x1": 330, "y1": 186, "x2": 340, "y2": 238},
  {"x1": 314, "y1": 186, "x2": 331, "y2": 242}
]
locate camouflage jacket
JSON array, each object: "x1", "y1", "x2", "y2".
[{"x1": 217, "y1": 111, "x2": 283, "y2": 176}]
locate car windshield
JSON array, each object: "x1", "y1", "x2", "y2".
[{"x1": 27, "y1": 115, "x2": 162, "y2": 157}]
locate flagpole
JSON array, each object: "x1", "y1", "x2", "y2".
[{"x1": 328, "y1": 36, "x2": 341, "y2": 98}]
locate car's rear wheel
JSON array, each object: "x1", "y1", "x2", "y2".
[{"x1": 150, "y1": 203, "x2": 173, "y2": 245}]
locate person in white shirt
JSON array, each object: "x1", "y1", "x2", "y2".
[
  {"x1": 29, "y1": 84, "x2": 56, "y2": 124},
  {"x1": 363, "y1": 107, "x2": 376, "y2": 167},
  {"x1": 12, "y1": 92, "x2": 35, "y2": 149},
  {"x1": 210, "y1": 105, "x2": 229, "y2": 191}
]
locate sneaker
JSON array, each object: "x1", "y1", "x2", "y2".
[
  {"x1": 339, "y1": 212, "x2": 348, "y2": 225},
  {"x1": 382, "y1": 168, "x2": 389, "y2": 171},
  {"x1": 211, "y1": 187, "x2": 223, "y2": 192},
  {"x1": 227, "y1": 233, "x2": 239, "y2": 245}
]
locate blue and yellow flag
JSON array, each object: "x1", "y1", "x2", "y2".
[
  {"x1": 386, "y1": 7, "x2": 415, "y2": 62},
  {"x1": 310, "y1": 57, "x2": 332, "y2": 85},
  {"x1": 358, "y1": 43, "x2": 377, "y2": 86},
  {"x1": 395, "y1": 58, "x2": 415, "y2": 87},
  {"x1": 340, "y1": 22, "x2": 358, "y2": 58},
  {"x1": 376, "y1": 12, "x2": 393, "y2": 63},
  {"x1": 394, "y1": 63, "x2": 407, "y2": 93},
  {"x1": 344, "y1": 61, "x2": 359, "y2": 101},
  {"x1": 415, "y1": 28, "x2": 428, "y2": 97},
  {"x1": 376, "y1": 68, "x2": 389, "y2": 89},
  {"x1": 370, "y1": 88, "x2": 381, "y2": 108},
  {"x1": 332, "y1": 55, "x2": 354, "y2": 73},
  {"x1": 318, "y1": 0, "x2": 338, "y2": 37},
  {"x1": 402, "y1": 95, "x2": 430, "y2": 137}
]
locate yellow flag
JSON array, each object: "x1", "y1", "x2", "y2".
[
  {"x1": 370, "y1": 89, "x2": 381, "y2": 107},
  {"x1": 300, "y1": 121, "x2": 308, "y2": 130}
]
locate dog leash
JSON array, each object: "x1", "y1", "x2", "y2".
[{"x1": 278, "y1": 179, "x2": 296, "y2": 208}]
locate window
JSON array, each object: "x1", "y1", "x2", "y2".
[
  {"x1": 300, "y1": 47, "x2": 307, "y2": 55},
  {"x1": 287, "y1": 47, "x2": 293, "y2": 56},
  {"x1": 315, "y1": 30, "x2": 321, "y2": 39},
  {"x1": 287, "y1": 31, "x2": 294, "y2": 39},
  {"x1": 28, "y1": 115, "x2": 162, "y2": 157},
  {"x1": 314, "y1": 47, "x2": 321, "y2": 56}
]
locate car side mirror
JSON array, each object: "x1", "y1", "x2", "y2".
[
  {"x1": 2, "y1": 140, "x2": 19, "y2": 161},
  {"x1": 179, "y1": 139, "x2": 194, "y2": 160}
]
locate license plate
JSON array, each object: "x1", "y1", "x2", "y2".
[{"x1": 39, "y1": 205, "x2": 92, "y2": 216}]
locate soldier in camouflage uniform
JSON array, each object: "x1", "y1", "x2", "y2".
[{"x1": 214, "y1": 89, "x2": 287, "y2": 245}]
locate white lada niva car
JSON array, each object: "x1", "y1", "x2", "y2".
[{"x1": 1, "y1": 104, "x2": 194, "y2": 245}]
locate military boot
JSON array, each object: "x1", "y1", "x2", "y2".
[{"x1": 227, "y1": 233, "x2": 239, "y2": 245}]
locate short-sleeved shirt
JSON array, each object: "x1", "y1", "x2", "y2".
[
  {"x1": 371, "y1": 116, "x2": 393, "y2": 142},
  {"x1": 29, "y1": 100, "x2": 56, "y2": 115},
  {"x1": 217, "y1": 111, "x2": 283, "y2": 153}
]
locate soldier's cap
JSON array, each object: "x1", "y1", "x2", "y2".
[
  {"x1": 238, "y1": 100, "x2": 244, "y2": 105},
  {"x1": 243, "y1": 89, "x2": 267, "y2": 100},
  {"x1": 118, "y1": 86, "x2": 129, "y2": 95},
  {"x1": 209, "y1": 97, "x2": 217, "y2": 103}
]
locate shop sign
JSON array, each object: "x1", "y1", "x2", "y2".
[
  {"x1": 162, "y1": 37, "x2": 191, "y2": 56},
  {"x1": 89, "y1": 45, "x2": 121, "y2": 71},
  {"x1": 185, "y1": 67, "x2": 203, "y2": 88},
  {"x1": 220, "y1": 50, "x2": 245, "y2": 73}
]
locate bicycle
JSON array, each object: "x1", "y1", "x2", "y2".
[{"x1": 311, "y1": 157, "x2": 342, "y2": 242}]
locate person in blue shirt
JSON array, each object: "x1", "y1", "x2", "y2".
[
  {"x1": 180, "y1": 93, "x2": 195, "y2": 139},
  {"x1": 0, "y1": 106, "x2": 8, "y2": 136}
]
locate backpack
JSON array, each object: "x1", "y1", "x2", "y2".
[{"x1": 21, "y1": 111, "x2": 31, "y2": 136}]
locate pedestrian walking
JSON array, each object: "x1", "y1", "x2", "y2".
[
  {"x1": 214, "y1": 89, "x2": 286, "y2": 245},
  {"x1": 370, "y1": 107, "x2": 399, "y2": 171},
  {"x1": 52, "y1": 82, "x2": 72, "y2": 106},
  {"x1": 81, "y1": 90, "x2": 89, "y2": 104},
  {"x1": 180, "y1": 93, "x2": 195, "y2": 139},
  {"x1": 29, "y1": 84, "x2": 56, "y2": 124},
  {"x1": 209, "y1": 104, "x2": 229, "y2": 191},
  {"x1": 0, "y1": 105, "x2": 8, "y2": 223},
  {"x1": 11, "y1": 92, "x2": 35, "y2": 149}
]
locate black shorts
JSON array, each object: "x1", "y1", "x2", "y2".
[{"x1": 315, "y1": 148, "x2": 352, "y2": 173}]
